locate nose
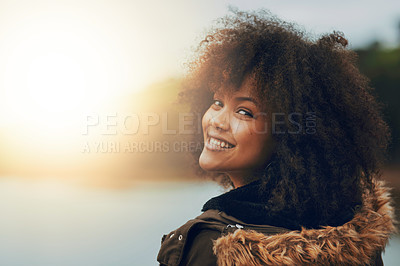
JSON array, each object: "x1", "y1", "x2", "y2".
[{"x1": 210, "y1": 109, "x2": 230, "y2": 131}]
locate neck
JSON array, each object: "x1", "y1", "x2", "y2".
[
  {"x1": 227, "y1": 170, "x2": 260, "y2": 188},
  {"x1": 226, "y1": 160, "x2": 274, "y2": 188}
]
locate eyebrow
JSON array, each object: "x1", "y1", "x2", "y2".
[
  {"x1": 214, "y1": 92, "x2": 260, "y2": 106},
  {"x1": 234, "y1": 96, "x2": 258, "y2": 105}
]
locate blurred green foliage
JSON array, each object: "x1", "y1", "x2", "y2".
[{"x1": 355, "y1": 43, "x2": 400, "y2": 163}]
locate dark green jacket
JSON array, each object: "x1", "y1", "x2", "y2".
[
  {"x1": 157, "y1": 181, "x2": 394, "y2": 265},
  {"x1": 157, "y1": 210, "x2": 289, "y2": 265}
]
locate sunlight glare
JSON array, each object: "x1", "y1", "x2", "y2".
[{"x1": 27, "y1": 52, "x2": 86, "y2": 116}]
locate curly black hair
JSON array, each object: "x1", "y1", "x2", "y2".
[{"x1": 180, "y1": 10, "x2": 390, "y2": 228}]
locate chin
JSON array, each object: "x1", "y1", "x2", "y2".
[
  {"x1": 199, "y1": 154, "x2": 211, "y2": 171},
  {"x1": 199, "y1": 151, "x2": 219, "y2": 171}
]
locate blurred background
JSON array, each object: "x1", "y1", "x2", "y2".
[{"x1": 0, "y1": 0, "x2": 399, "y2": 265}]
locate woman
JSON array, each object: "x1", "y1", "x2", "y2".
[{"x1": 157, "y1": 10, "x2": 396, "y2": 265}]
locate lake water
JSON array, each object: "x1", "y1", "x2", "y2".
[{"x1": 0, "y1": 178, "x2": 398, "y2": 265}]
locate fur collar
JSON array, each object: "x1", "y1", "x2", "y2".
[{"x1": 213, "y1": 180, "x2": 396, "y2": 265}]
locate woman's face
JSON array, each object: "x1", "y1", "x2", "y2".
[{"x1": 199, "y1": 77, "x2": 276, "y2": 182}]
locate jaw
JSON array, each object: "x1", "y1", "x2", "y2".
[{"x1": 199, "y1": 146, "x2": 235, "y2": 171}]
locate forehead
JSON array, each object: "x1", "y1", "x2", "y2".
[{"x1": 215, "y1": 76, "x2": 260, "y2": 102}]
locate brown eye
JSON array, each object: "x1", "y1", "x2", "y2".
[
  {"x1": 237, "y1": 109, "x2": 253, "y2": 118},
  {"x1": 213, "y1": 100, "x2": 223, "y2": 108}
]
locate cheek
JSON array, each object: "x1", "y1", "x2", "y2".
[
  {"x1": 202, "y1": 109, "x2": 213, "y2": 130},
  {"x1": 230, "y1": 119, "x2": 248, "y2": 136},
  {"x1": 233, "y1": 125, "x2": 253, "y2": 150},
  {"x1": 233, "y1": 120, "x2": 267, "y2": 138},
  {"x1": 201, "y1": 110, "x2": 210, "y2": 132},
  {"x1": 238, "y1": 135, "x2": 272, "y2": 168},
  {"x1": 237, "y1": 124, "x2": 273, "y2": 156}
]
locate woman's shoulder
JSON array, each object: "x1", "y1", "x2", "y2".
[
  {"x1": 157, "y1": 210, "x2": 289, "y2": 266},
  {"x1": 156, "y1": 210, "x2": 222, "y2": 266},
  {"x1": 156, "y1": 210, "x2": 224, "y2": 266}
]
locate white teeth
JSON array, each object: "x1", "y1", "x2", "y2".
[{"x1": 209, "y1": 137, "x2": 233, "y2": 149}]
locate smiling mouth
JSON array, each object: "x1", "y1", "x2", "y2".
[{"x1": 205, "y1": 137, "x2": 235, "y2": 151}]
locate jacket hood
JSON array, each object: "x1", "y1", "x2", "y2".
[{"x1": 213, "y1": 180, "x2": 397, "y2": 265}]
